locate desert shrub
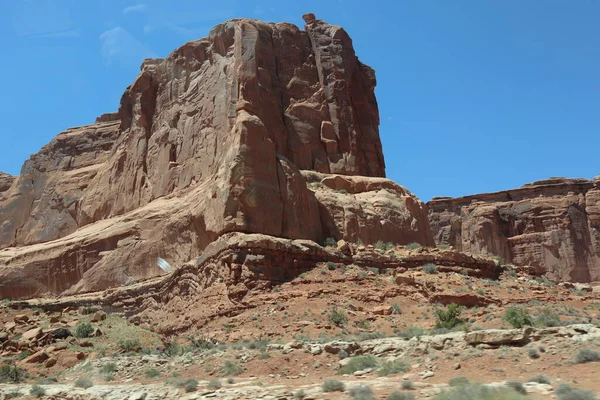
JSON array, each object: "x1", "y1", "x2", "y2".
[
  {"x1": 327, "y1": 261, "x2": 336, "y2": 271},
  {"x1": 227, "y1": 377, "x2": 235, "y2": 384},
  {"x1": 30, "y1": 385, "x2": 45, "y2": 398},
  {"x1": 163, "y1": 339, "x2": 185, "y2": 357},
  {"x1": 435, "y1": 304, "x2": 463, "y2": 329},
  {"x1": 535, "y1": 308, "x2": 562, "y2": 327},
  {"x1": 183, "y1": 378, "x2": 198, "y2": 392},
  {"x1": 74, "y1": 377, "x2": 93, "y2": 389},
  {"x1": 575, "y1": 349, "x2": 600, "y2": 364},
  {"x1": 355, "y1": 319, "x2": 371, "y2": 330},
  {"x1": 119, "y1": 339, "x2": 141, "y2": 352},
  {"x1": 404, "y1": 242, "x2": 421, "y2": 251},
  {"x1": 528, "y1": 348, "x2": 540, "y2": 359},
  {"x1": 396, "y1": 326, "x2": 425, "y2": 338},
  {"x1": 221, "y1": 360, "x2": 243, "y2": 376},
  {"x1": 375, "y1": 241, "x2": 395, "y2": 251},
  {"x1": 505, "y1": 269, "x2": 517, "y2": 277},
  {"x1": 5, "y1": 392, "x2": 21, "y2": 399},
  {"x1": 423, "y1": 263, "x2": 438, "y2": 274},
  {"x1": 377, "y1": 359, "x2": 409, "y2": 376},
  {"x1": 401, "y1": 380, "x2": 415, "y2": 390},
  {"x1": 504, "y1": 307, "x2": 533, "y2": 328},
  {"x1": 449, "y1": 376, "x2": 470, "y2": 387},
  {"x1": 506, "y1": 381, "x2": 527, "y2": 395},
  {"x1": 323, "y1": 237, "x2": 337, "y2": 247},
  {"x1": 208, "y1": 378, "x2": 222, "y2": 389},
  {"x1": 145, "y1": 368, "x2": 161, "y2": 378},
  {"x1": 528, "y1": 374, "x2": 551, "y2": 384},
  {"x1": 0, "y1": 362, "x2": 26, "y2": 383},
  {"x1": 328, "y1": 308, "x2": 348, "y2": 327},
  {"x1": 259, "y1": 351, "x2": 271, "y2": 359},
  {"x1": 438, "y1": 244, "x2": 450, "y2": 249},
  {"x1": 388, "y1": 392, "x2": 415, "y2": 400},
  {"x1": 16, "y1": 350, "x2": 31, "y2": 360},
  {"x1": 75, "y1": 322, "x2": 94, "y2": 338},
  {"x1": 101, "y1": 362, "x2": 117, "y2": 375},
  {"x1": 349, "y1": 385, "x2": 374, "y2": 400},
  {"x1": 294, "y1": 389, "x2": 306, "y2": 399},
  {"x1": 322, "y1": 379, "x2": 346, "y2": 392},
  {"x1": 434, "y1": 383, "x2": 527, "y2": 399},
  {"x1": 189, "y1": 335, "x2": 215, "y2": 350},
  {"x1": 492, "y1": 256, "x2": 505, "y2": 266},
  {"x1": 556, "y1": 384, "x2": 597, "y2": 400},
  {"x1": 391, "y1": 303, "x2": 402, "y2": 315},
  {"x1": 339, "y1": 355, "x2": 378, "y2": 375}
]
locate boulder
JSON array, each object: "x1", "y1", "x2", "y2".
[
  {"x1": 465, "y1": 328, "x2": 533, "y2": 346},
  {"x1": 24, "y1": 350, "x2": 49, "y2": 363}
]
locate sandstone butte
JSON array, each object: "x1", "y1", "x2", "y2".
[{"x1": 0, "y1": 14, "x2": 597, "y2": 302}]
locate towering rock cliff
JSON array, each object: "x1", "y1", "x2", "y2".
[
  {"x1": 428, "y1": 177, "x2": 600, "y2": 283},
  {"x1": 0, "y1": 15, "x2": 432, "y2": 299}
]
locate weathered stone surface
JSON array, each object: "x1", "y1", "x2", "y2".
[
  {"x1": 0, "y1": 15, "x2": 430, "y2": 299},
  {"x1": 465, "y1": 327, "x2": 533, "y2": 345},
  {"x1": 0, "y1": 172, "x2": 13, "y2": 193},
  {"x1": 428, "y1": 177, "x2": 600, "y2": 282}
]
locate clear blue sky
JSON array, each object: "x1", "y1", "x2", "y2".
[{"x1": 1, "y1": 0, "x2": 598, "y2": 201}]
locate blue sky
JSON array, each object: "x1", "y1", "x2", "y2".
[{"x1": 0, "y1": 0, "x2": 598, "y2": 201}]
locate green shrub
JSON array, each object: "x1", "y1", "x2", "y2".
[
  {"x1": 221, "y1": 360, "x2": 243, "y2": 376},
  {"x1": 145, "y1": 368, "x2": 161, "y2": 378},
  {"x1": 189, "y1": 336, "x2": 215, "y2": 350},
  {"x1": 388, "y1": 392, "x2": 415, "y2": 400},
  {"x1": 404, "y1": 243, "x2": 421, "y2": 251},
  {"x1": 535, "y1": 308, "x2": 562, "y2": 327},
  {"x1": 423, "y1": 263, "x2": 438, "y2": 274},
  {"x1": 506, "y1": 381, "x2": 527, "y2": 395},
  {"x1": 226, "y1": 377, "x2": 235, "y2": 384},
  {"x1": 208, "y1": 378, "x2": 222, "y2": 389},
  {"x1": 434, "y1": 383, "x2": 527, "y2": 399},
  {"x1": 184, "y1": 378, "x2": 198, "y2": 392},
  {"x1": 164, "y1": 339, "x2": 185, "y2": 357},
  {"x1": 0, "y1": 362, "x2": 26, "y2": 383},
  {"x1": 101, "y1": 362, "x2": 117, "y2": 375},
  {"x1": 575, "y1": 349, "x2": 600, "y2": 364},
  {"x1": 396, "y1": 326, "x2": 425, "y2": 338},
  {"x1": 349, "y1": 385, "x2": 374, "y2": 400},
  {"x1": 119, "y1": 339, "x2": 142, "y2": 352},
  {"x1": 339, "y1": 355, "x2": 378, "y2": 375},
  {"x1": 528, "y1": 374, "x2": 551, "y2": 384},
  {"x1": 435, "y1": 304, "x2": 463, "y2": 329},
  {"x1": 328, "y1": 308, "x2": 348, "y2": 327},
  {"x1": 556, "y1": 384, "x2": 596, "y2": 400},
  {"x1": 504, "y1": 307, "x2": 533, "y2": 328},
  {"x1": 327, "y1": 261, "x2": 336, "y2": 271},
  {"x1": 30, "y1": 385, "x2": 45, "y2": 398},
  {"x1": 492, "y1": 256, "x2": 505, "y2": 266},
  {"x1": 528, "y1": 349, "x2": 540, "y2": 359},
  {"x1": 75, "y1": 322, "x2": 94, "y2": 338},
  {"x1": 377, "y1": 359, "x2": 409, "y2": 376},
  {"x1": 322, "y1": 379, "x2": 346, "y2": 392},
  {"x1": 505, "y1": 269, "x2": 517, "y2": 277},
  {"x1": 438, "y1": 244, "x2": 450, "y2": 250},
  {"x1": 449, "y1": 376, "x2": 470, "y2": 387},
  {"x1": 74, "y1": 377, "x2": 94, "y2": 389},
  {"x1": 375, "y1": 241, "x2": 395, "y2": 251},
  {"x1": 294, "y1": 389, "x2": 306, "y2": 399},
  {"x1": 5, "y1": 392, "x2": 21, "y2": 399},
  {"x1": 391, "y1": 303, "x2": 402, "y2": 315},
  {"x1": 401, "y1": 380, "x2": 415, "y2": 390},
  {"x1": 323, "y1": 237, "x2": 337, "y2": 247}
]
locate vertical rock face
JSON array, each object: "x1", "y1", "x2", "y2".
[
  {"x1": 0, "y1": 16, "x2": 431, "y2": 298},
  {"x1": 0, "y1": 173, "x2": 13, "y2": 193},
  {"x1": 428, "y1": 177, "x2": 600, "y2": 282}
]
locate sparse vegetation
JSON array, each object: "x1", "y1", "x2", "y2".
[
  {"x1": 294, "y1": 389, "x2": 307, "y2": 399},
  {"x1": 145, "y1": 368, "x2": 161, "y2": 378},
  {"x1": 388, "y1": 392, "x2": 415, "y2": 400},
  {"x1": 0, "y1": 362, "x2": 26, "y2": 383},
  {"x1": 575, "y1": 349, "x2": 600, "y2": 364},
  {"x1": 75, "y1": 322, "x2": 94, "y2": 338},
  {"x1": 504, "y1": 306, "x2": 533, "y2": 328},
  {"x1": 401, "y1": 380, "x2": 415, "y2": 390},
  {"x1": 328, "y1": 308, "x2": 348, "y2": 327},
  {"x1": 396, "y1": 326, "x2": 425, "y2": 338},
  {"x1": 423, "y1": 263, "x2": 438, "y2": 274},
  {"x1": 435, "y1": 304, "x2": 463, "y2": 329},
  {"x1": 221, "y1": 360, "x2": 243, "y2": 376},
  {"x1": 449, "y1": 376, "x2": 470, "y2": 387},
  {"x1": 506, "y1": 381, "x2": 527, "y2": 395},
  {"x1": 556, "y1": 384, "x2": 597, "y2": 400},
  {"x1": 327, "y1": 261, "x2": 336, "y2": 271},
  {"x1": 118, "y1": 339, "x2": 142, "y2": 352},
  {"x1": 528, "y1": 374, "x2": 551, "y2": 384},
  {"x1": 404, "y1": 242, "x2": 421, "y2": 251},
  {"x1": 163, "y1": 339, "x2": 185, "y2": 357},
  {"x1": 30, "y1": 385, "x2": 45, "y2": 398},
  {"x1": 535, "y1": 307, "x2": 562, "y2": 327},
  {"x1": 184, "y1": 378, "x2": 198, "y2": 392},
  {"x1": 74, "y1": 377, "x2": 94, "y2": 389},
  {"x1": 323, "y1": 237, "x2": 337, "y2": 247},
  {"x1": 208, "y1": 378, "x2": 222, "y2": 389},
  {"x1": 375, "y1": 241, "x2": 395, "y2": 251},
  {"x1": 391, "y1": 303, "x2": 402, "y2": 315},
  {"x1": 528, "y1": 348, "x2": 540, "y2": 359},
  {"x1": 434, "y1": 383, "x2": 527, "y2": 399},
  {"x1": 339, "y1": 355, "x2": 378, "y2": 375},
  {"x1": 322, "y1": 379, "x2": 346, "y2": 392},
  {"x1": 349, "y1": 385, "x2": 375, "y2": 400},
  {"x1": 377, "y1": 359, "x2": 409, "y2": 376}
]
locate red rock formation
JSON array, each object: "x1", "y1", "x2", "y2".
[
  {"x1": 428, "y1": 177, "x2": 600, "y2": 282},
  {"x1": 0, "y1": 173, "x2": 13, "y2": 193},
  {"x1": 0, "y1": 15, "x2": 431, "y2": 299}
]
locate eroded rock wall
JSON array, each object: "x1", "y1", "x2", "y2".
[{"x1": 428, "y1": 177, "x2": 600, "y2": 282}]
